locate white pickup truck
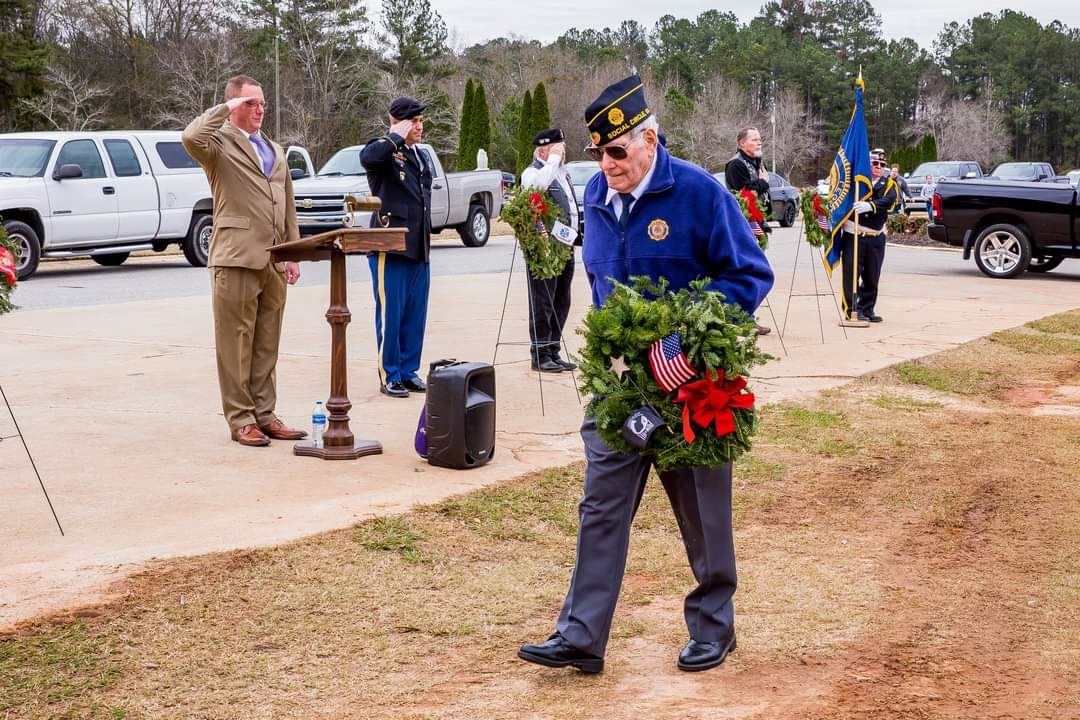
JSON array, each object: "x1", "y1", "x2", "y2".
[
  {"x1": 0, "y1": 130, "x2": 310, "y2": 280},
  {"x1": 289, "y1": 142, "x2": 504, "y2": 247}
]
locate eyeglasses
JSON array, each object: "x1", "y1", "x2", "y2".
[
  {"x1": 584, "y1": 138, "x2": 637, "y2": 162},
  {"x1": 244, "y1": 100, "x2": 269, "y2": 110},
  {"x1": 871, "y1": 160, "x2": 887, "y2": 168}
]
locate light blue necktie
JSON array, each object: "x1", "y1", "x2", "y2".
[{"x1": 249, "y1": 133, "x2": 274, "y2": 177}]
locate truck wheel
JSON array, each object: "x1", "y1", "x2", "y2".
[
  {"x1": 780, "y1": 202, "x2": 796, "y2": 227},
  {"x1": 4, "y1": 220, "x2": 41, "y2": 280},
  {"x1": 973, "y1": 223, "x2": 1031, "y2": 279},
  {"x1": 92, "y1": 252, "x2": 129, "y2": 266},
  {"x1": 1027, "y1": 255, "x2": 1064, "y2": 273},
  {"x1": 459, "y1": 204, "x2": 490, "y2": 247},
  {"x1": 183, "y1": 214, "x2": 212, "y2": 267}
]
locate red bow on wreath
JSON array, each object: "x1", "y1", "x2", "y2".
[
  {"x1": 811, "y1": 194, "x2": 830, "y2": 232},
  {"x1": 738, "y1": 189, "x2": 765, "y2": 223},
  {"x1": 0, "y1": 247, "x2": 16, "y2": 288},
  {"x1": 674, "y1": 369, "x2": 755, "y2": 444},
  {"x1": 529, "y1": 192, "x2": 548, "y2": 216}
]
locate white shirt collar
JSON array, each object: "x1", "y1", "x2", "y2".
[{"x1": 606, "y1": 150, "x2": 659, "y2": 209}]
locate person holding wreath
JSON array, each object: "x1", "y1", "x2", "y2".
[{"x1": 518, "y1": 76, "x2": 773, "y2": 675}]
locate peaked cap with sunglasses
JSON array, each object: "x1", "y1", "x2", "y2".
[
  {"x1": 584, "y1": 75, "x2": 653, "y2": 148},
  {"x1": 870, "y1": 148, "x2": 888, "y2": 165}
]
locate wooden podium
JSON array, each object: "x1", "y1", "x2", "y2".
[{"x1": 270, "y1": 217, "x2": 406, "y2": 460}]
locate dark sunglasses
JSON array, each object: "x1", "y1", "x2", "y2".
[
  {"x1": 871, "y1": 160, "x2": 887, "y2": 168},
  {"x1": 584, "y1": 140, "x2": 636, "y2": 162}
]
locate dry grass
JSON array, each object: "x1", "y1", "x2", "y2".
[{"x1": 4, "y1": 312, "x2": 1080, "y2": 719}]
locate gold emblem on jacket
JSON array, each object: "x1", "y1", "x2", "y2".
[{"x1": 647, "y1": 218, "x2": 669, "y2": 241}]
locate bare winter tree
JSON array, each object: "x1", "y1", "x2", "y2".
[
  {"x1": 937, "y1": 98, "x2": 1009, "y2": 168},
  {"x1": 765, "y1": 86, "x2": 826, "y2": 181},
  {"x1": 655, "y1": 74, "x2": 756, "y2": 172},
  {"x1": 19, "y1": 65, "x2": 110, "y2": 130},
  {"x1": 152, "y1": 33, "x2": 241, "y2": 129}
]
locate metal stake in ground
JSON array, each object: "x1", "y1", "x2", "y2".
[{"x1": 0, "y1": 383, "x2": 64, "y2": 536}]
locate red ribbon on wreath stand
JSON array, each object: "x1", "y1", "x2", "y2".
[
  {"x1": 674, "y1": 370, "x2": 755, "y2": 444},
  {"x1": 529, "y1": 192, "x2": 550, "y2": 236}
]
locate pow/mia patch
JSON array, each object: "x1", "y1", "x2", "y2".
[
  {"x1": 647, "y1": 218, "x2": 669, "y2": 241},
  {"x1": 590, "y1": 132, "x2": 601, "y2": 146},
  {"x1": 607, "y1": 107, "x2": 625, "y2": 125}
]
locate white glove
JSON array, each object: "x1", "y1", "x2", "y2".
[
  {"x1": 547, "y1": 152, "x2": 563, "y2": 167},
  {"x1": 853, "y1": 201, "x2": 873, "y2": 214}
]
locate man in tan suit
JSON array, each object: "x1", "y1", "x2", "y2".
[{"x1": 182, "y1": 74, "x2": 308, "y2": 447}]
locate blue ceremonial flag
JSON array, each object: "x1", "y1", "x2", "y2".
[{"x1": 823, "y1": 75, "x2": 873, "y2": 277}]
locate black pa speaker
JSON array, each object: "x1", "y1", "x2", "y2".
[{"x1": 425, "y1": 360, "x2": 496, "y2": 469}]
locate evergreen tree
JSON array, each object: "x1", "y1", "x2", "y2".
[
  {"x1": 920, "y1": 134, "x2": 937, "y2": 164},
  {"x1": 472, "y1": 82, "x2": 492, "y2": 166},
  {"x1": 0, "y1": 0, "x2": 49, "y2": 130},
  {"x1": 457, "y1": 78, "x2": 476, "y2": 171},
  {"x1": 531, "y1": 81, "x2": 551, "y2": 140},
  {"x1": 380, "y1": 0, "x2": 449, "y2": 77},
  {"x1": 516, "y1": 88, "x2": 534, "y2": 174}
]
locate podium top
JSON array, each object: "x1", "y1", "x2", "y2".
[{"x1": 270, "y1": 227, "x2": 407, "y2": 260}]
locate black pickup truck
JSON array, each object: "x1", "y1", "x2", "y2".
[{"x1": 927, "y1": 178, "x2": 1079, "y2": 278}]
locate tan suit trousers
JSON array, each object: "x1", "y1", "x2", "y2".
[{"x1": 210, "y1": 263, "x2": 287, "y2": 430}]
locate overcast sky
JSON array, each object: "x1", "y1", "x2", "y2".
[{"x1": 431, "y1": 0, "x2": 1078, "y2": 54}]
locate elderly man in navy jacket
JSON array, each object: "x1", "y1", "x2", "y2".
[
  {"x1": 361, "y1": 96, "x2": 433, "y2": 398},
  {"x1": 518, "y1": 76, "x2": 773, "y2": 675}
]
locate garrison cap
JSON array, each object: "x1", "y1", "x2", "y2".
[
  {"x1": 389, "y1": 96, "x2": 427, "y2": 120},
  {"x1": 533, "y1": 127, "x2": 564, "y2": 146},
  {"x1": 870, "y1": 147, "x2": 887, "y2": 163},
  {"x1": 584, "y1": 75, "x2": 652, "y2": 146}
]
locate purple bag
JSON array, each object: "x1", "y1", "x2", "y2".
[{"x1": 414, "y1": 405, "x2": 428, "y2": 458}]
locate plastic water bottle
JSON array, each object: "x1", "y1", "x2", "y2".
[{"x1": 311, "y1": 401, "x2": 327, "y2": 448}]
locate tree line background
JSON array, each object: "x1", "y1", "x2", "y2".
[{"x1": 1, "y1": 0, "x2": 1078, "y2": 182}]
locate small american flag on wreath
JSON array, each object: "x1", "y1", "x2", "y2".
[{"x1": 648, "y1": 332, "x2": 697, "y2": 392}]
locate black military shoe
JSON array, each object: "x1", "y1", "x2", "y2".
[
  {"x1": 518, "y1": 633, "x2": 604, "y2": 673},
  {"x1": 402, "y1": 377, "x2": 427, "y2": 393},
  {"x1": 867, "y1": 313, "x2": 883, "y2": 323},
  {"x1": 677, "y1": 632, "x2": 737, "y2": 672},
  {"x1": 380, "y1": 381, "x2": 409, "y2": 398},
  {"x1": 552, "y1": 354, "x2": 578, "y2": 370},
  {"x1": 530, "y1": 358, "x2": 565, "y2": 373}
]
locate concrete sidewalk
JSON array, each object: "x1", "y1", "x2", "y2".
[{"x1": 3, "y1": 226, "x2": 1079, "y2": 629}]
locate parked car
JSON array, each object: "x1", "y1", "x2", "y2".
[
  {"x1": 566, "y1": 160, "x2": 600, "y2": 206},
  {"x1": 289, "y1": 143, "x2": 504, "y2": 247},
  {"x1": 711, "y1": 171, "x2": 798, "y2": 227},
  {"x1": 927, "y1": 177, "x2": 1078, "y2": 278},
  {"x1": 0, "y1": 130, "x2": 298, "y2": 280},
  {"x1": 905, "y1": 161, "x2": 984, "y2": 213},
  {"x1": 988, "y1": 162, "x2": 1056, "y2": 182},
  {"x1": 500, "y1": 171, "x2": 516, "y2": 200}
]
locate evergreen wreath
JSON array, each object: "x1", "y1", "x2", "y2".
[
  {"x1": 735, "y1": 189, "x2": 769, "y2": 251},
  {"x1": 0, "y1": 218, "x2": 17, "y2": 315},
  {"x1": 501, "y1": 188, "x2": 573, "y2": 280},
  {"x1": 800, "y1": 189, "x2": 831, "y2": 248},
  {"x1": 577, "y1": 277, "x2": 772, "y2": 470}
]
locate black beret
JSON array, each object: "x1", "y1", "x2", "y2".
[
  {"x1": 532, "y1": 128, "x2": 564, "y2": 146},
  {"x1": 389, "y1": 96, "x2": 427, "y2": 120},
  {"x1": 584, "y1": 75, "x2": 652, "y2": 146}
]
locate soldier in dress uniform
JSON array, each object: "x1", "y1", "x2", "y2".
[
  {"x1": 517, "y1": 76, "x2": 773, "y2": 675},
  {"x1": 520, "y1": 127, "x2": 579, "y2": 373},
  {"x1": 361, "y1": 96, "x2": 433, "y2": 398},
  {"x1": 839, "y1": 148, "x2": 899, "y2": 325}
]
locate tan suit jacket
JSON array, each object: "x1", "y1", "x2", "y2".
[{"x1": 181, "y1": 104, "x2": 300, "y2": 269}]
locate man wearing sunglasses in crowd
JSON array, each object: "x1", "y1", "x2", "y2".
[
  {"x1": 840, "y1": 148, "x2": 900, "y2": 325},
  {"x1": 518, "y1": 76, "x2": 773, "y2": 675}
]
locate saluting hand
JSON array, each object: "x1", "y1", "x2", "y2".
[
  {"x1": 389, "y1": 118, "x2": 414, "y2": 140},
  {"x1": 226, "y1": 96, "x2": 258, "y2": 111}
]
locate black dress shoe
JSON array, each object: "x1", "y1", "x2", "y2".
[
  {"x1": 380, "y1": 381, "x2": 409, "y2": 398},
  {"x1": 518, "y1": 633, "x2": 604, "y2": 673},
  {"x1": 530, "y1": 358, "x2": 564, "y2": 373},
  {"x1": 867, "y1": 313, "x2": 883, "y2": 323},
  {"x1": 677, "y1": 632, "x2": 737, "y2": 672},
  {"x1": 552, "y1": 355, "x2": 578, "y2": 370},
  {"x1": 402, "y1": 377, "x2": 427, "y2": 393}
]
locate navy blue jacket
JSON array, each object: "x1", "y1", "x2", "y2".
[
  {"x1": 582, "y1": 146, "x2": 774, "y2": 315},
  {"x1": 360, "y1": 134, "x2": 432, "y2": 262}
]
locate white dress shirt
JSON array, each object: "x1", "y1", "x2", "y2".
[
  {"x1": 606, "y1": 151, "x2": 659, "y2": 218},
  {"x1": 522, "y1": 153, "x2": 579, "y2": 233}
]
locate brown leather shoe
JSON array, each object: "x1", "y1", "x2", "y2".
[
  {"x1": 231, "y1": 423, "x2": 271, "y2": 447},
  {"x1": 259, "y1": 418, "x2": 308, "y2": 440}
]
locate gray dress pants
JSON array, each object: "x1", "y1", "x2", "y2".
[{"x1": 556, "y1": 419, "x2": 737, "y2": 657}]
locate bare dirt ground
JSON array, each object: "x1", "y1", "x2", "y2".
[{"x1": 3, "y1": 312, "x2": 1080, "y2": 719}]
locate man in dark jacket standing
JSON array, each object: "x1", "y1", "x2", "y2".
[
  {"x1": 520, "y1": 127, "x2": 579, "y2": 373},
  {"x1": 361, "y1": 96, "x2": 432, "y2": 398},
  {"x1": 724, "y1": 127, "x2": 773, "y2": 336}
]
